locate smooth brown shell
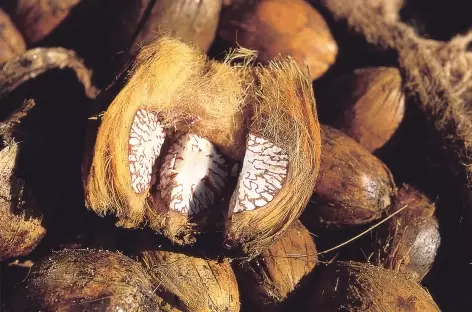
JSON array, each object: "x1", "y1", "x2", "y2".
[
  {"x1": 3, "y1": 0, "x2": 81, "y2": 44},
  {"x1": 0, "y1": 9, "x2": 26, "y2": 63},
  {"x1": 219, "y1": 0, "x2": 338, "y2": 80},
  {"x1": 233, "y1": 221, "x2": 317, "y2": 311},
  {"x1": 302, "y1": 125, "x2": 396, "y2": 230},
  {"x1": 370, "y1": 184, "x2": 440, "y2": 281},
  {"x1": 319, "y1": 67, "x2": 405, "y2": 152},
  {"x1": 305, "y1": 261, "x2": 440, "y2": 311},
  {"x1": 132, "y1": 0, "x2": 222, "y2": 53},
  {"x1": 140, "y1": 250, "x2": 240, "y2": 312},
  {"x1": 10, "y1": 249, "x2": 170, "y2": 312}
]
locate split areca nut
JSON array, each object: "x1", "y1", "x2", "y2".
[
  {"x1": 318, "y1": 67, "x2": 405, "y2": 152},
  {"x1": 139, "y1": 249, "x2": 240, "y2": 312},
  {"x1": 302, "y1": 125, "x2": 396, "y2": 230},
  {"x1": 0, "y1": 9, "x2": 26, "y2": 63},
  {"x1": 10, "y1": 249, "x2": 172, "y2": 312},
  {"x1": 370, "y1": 184, "x2": 440, "y2": 281},
  {"x1": 233, "y1": 221, "x2": 317, "y2": 311},
  {"x1": 224, "y1": 58, "x2": 321, "y2": 256},
  {"x1": 85, "y1": 37, "x2": 321, "y2": 251},
  {"x1": 304, "y1": 261, "x2": 440, "y2": 311},
  {"x1": 219, "y1": 0, "x2": 338, "y2": 80}
]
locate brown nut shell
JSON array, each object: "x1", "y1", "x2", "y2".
[
  {"x1": 10, "y1": 249, "x2": 170, "y2": 312},
  {"x1": 132, "y1": 0, "x2": 222, "y2": 53},
  {"x1": 140, "y1": 249, "x2": 240, "y2": 312},
  {"x1": 304, "y1": 261, "x2": 440, "y2": 311},
  {"x1": 233, "y1": 221, "x2": 317, "y2": 311},
  {"x1": 319, "y1": 67, "x2": 405, "y2": 152},
  {"x1": 370, "y1": 184, "x2": 440, "y2": 281},
  {"x1": 219, "y1": 0, "x2": 338, "y2": 80},
  {"x1": 4, "y1": 0, "x2": 81, "y2": 44},
  {"x1": 0, "y1": 9, "x2": 26, "y2": 63},
  {"x1": 302, "y1": 125, "x2": 396, "y2": 230}
]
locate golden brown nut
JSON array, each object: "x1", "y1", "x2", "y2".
[
  {"x1": 4, "y1": 0, "x2": 81, "y2": 44},
  {"x1": 219, "y1": 0, "x2": 338, "y2": 80},
  {"x1": 10, "y1": 249, "x2": 171, "y2": 312},
  {"x1": 319, "y1": 67, "x2": 405, "y2": 152},
  {"x1": 370, "y1": 184, "x2": 440, "y2": 281},
  {"x1": 302, "y1": 125, "x2": 396, "y2": 230},
  {"x1": 304, "y1": 261, "x2": 440, "y2": 311},
  {"x1": 233, "y1": 221, "x2": 317, "y2": 311},
  {"x1": 132, "y1": 0, "x2": 222, "y2": 53},
  {"x1": 0, "y1": 9, "x2": 26, "y2": 63},
  {"x1": 140, "y1": 249, "x2": 240, "y2": 312}
]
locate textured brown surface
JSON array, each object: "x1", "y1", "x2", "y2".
[
  {"x1": 370, "y1": 184, "x2": 440, "y2": 281},
  {"x1": 140, "y1": 249, "x2": 240, "y2": 312},
  {"x1": 303, "y1": 125, "x2": 396, "y2": 229},
  {"x1": 234, "y1": 221, "x2": 317, "y2": 311},
  {"x1": 4, "y1": 0, "x2": 81, "y2": 43},
  {"x1": 219, "y1": 0, "x2": 337, "y2": 80},
  {"x1": 0, "y1": 9, "x2": 26, "y2": 63},
  {"x1": 132, "y1": 0, "x2": 221, "y2": 53},
  {"x1": 319, "y1": 67, "x2": 405, "y2": 152},
  {"x1": 305, "y1": 261, "x2": 440, "y2": 311},
  {"x1": 10, "y1": 249, "x2": 169, "y2": 312}
]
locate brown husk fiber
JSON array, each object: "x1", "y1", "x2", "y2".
[
  {"x1": 306, "y1": 261, "x2": 440, "y2": 311},
  {"x1": 233, "y1": 220, "x2": 317, "y2": 311},
  {"x1": 225, "y1": 55, "x2": 321, "y2": 256},
  {"x1": 139, "y1": 249, "x2": 240, "y2": 312},
  {"x1": 318, "y1": 0, "x2": 472, "y2": 245},
  {"x1": 10, "y1": 249, "x2": 170, "y2": 312},
  {"x1": 86, "y1": 36, "x2": 321, "y2": 252},
  {"x1": 0, "y1": 8, "x2": 26, "y2": 63}
]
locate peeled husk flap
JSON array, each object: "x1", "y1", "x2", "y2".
[
  {"x1": 370, "y1": 184, "x2": 440, "y2": 281},
  {"x1": 305, "y1": 261, "x2": 440, "y2": 311},
  {"x1": 224, "y1": 56, "x2": 321, "y2": 257},
  {"x1": 139, "y1": 249, "x2": 240, "y2": 312},
  {"x1": 302, "y1": 125, "x2": 396, "y2": 230},
  {"x1": 9, "y1": 249, "x2": 170, "y2": 312},
  {"x1": 233, "y1": 221, "x2": 317, "y2": 311}
]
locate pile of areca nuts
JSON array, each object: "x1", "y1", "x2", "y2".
[{"x1": 0, "y1": 0, "x2": 471, "y2": 311}]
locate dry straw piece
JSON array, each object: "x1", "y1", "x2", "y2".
[
  {"x1": 233, "y1": 220, "x2": 317, "y2": 311},
  {"x1": 85, "y1": 37, "x2": 321, "y2": 252},
  {"x1": 10, "y1": 249, "x2": 170, "y2": 311},
  {"x1": 140, "y1": 249, "x2": 240, "y2": 312}
]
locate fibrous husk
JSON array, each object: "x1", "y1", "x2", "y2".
[
  {"x1": 131, "y1": 0, "x2": 222, "y2": 53},
  {"x1": 302, "y1": 125, "x2": 396, "y2": 230},
  {"x1": 219, "y1": 0, "x2": 338, "y2": 80},
  {"x1": 233, "y1": 221, "x2": 317, "y2": 311},
  {"x1": 139, "y1": 249, "x2": 240, "y2": 312},
  {"x1": 9, "y1": 249, "x2": 172, "y2": 312},
  {"x1": 0, "y1": 8, "x2": 26, "y2": 63},
  {"x1": 305, "y1": 261, "x2": 440, "y2": 311},
  {"x1": 370, "y1": 184, "x2": 440, "y2": 281},
  {"x1": 0, "y1": 101, "x2": 45, "y2": 260},
  {"x1": 85, "y1": 36, "x2": 321, "y2": 253},
  {"x1": 318, "y1": 67, "x2": 405, "y2": 152},
  {"x1": 224, "y1": 55, "x2": 321, "y2": 257}
]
